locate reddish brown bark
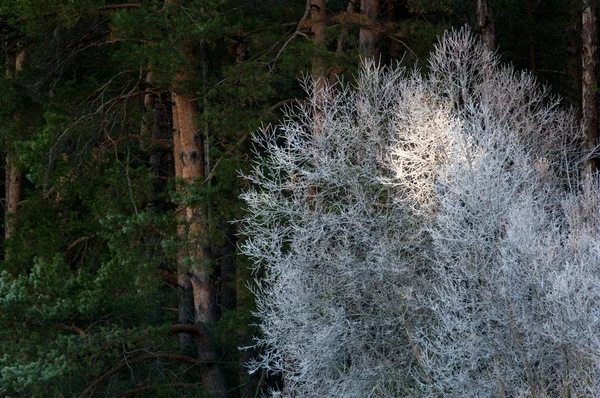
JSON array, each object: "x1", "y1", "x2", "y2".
[
  {"x1": 170, "y1": 73, "x2": 195, "y2": 350},
  {"x1": 172, "y1": 76, "x2": 226, "y2": 397},
  {"x1": 168, "y1": 2, "x2": 227, "y2": 396},
  {"x1": 360, "y1": 0, "x2": 380, "y2": 58},
  {"x1": 582, "y1": 0, "x2": 598, "y2": 175}
]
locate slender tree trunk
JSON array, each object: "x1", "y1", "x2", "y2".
[
  {"x1": 582, "y1": 0, "x2": 598, "y2": 175},
  {"x1": 5, "y1": 49, "x2": 25, "y2": 245},
  {"x1": 476, "y1": 0, "x2": 496, "y2": 52},
  {"x1": 311, "y1": 0, "x2": 327, "y2": 130},
  {"x1": 170, "y1": 84, "x2": 196, "y2": 351},
  {"x1": 566, "y1": 0, "x2": 582, "y2": 113},
  {"x1": 172, "y1": 78, "x2": 227, "y2": 397},
  {"x1": 168, "y1": 1, "x2": 227, "y2": 396},
  {"x1": 360, "y1": 0, "x2": 380, "y2": 58},
  {"x1": 5, "y1": 158, "x2": 22, "y2": 241}
]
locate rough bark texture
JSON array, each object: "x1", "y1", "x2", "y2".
[
  {"x1": 360, "y1": 0, "x2": 379, "y2": 58},
  {"x1": 582, "y1": 0, "x2": 598, "y2": 175},
  {"x1": 172, "y1": 82, "x2": 227, "y2": 398},
  {"x1": 171, "y1": 84, "x2": 195, "y2": 351},
  {"x1": 5, "y1": 49, "x2": 25, "y2": 243},
  {"x1": 168, "y1": 1, "x2": 227, "y2": 396},
  {"x1": 477, "y1": 0, "x2": 496, "y2": 52}
]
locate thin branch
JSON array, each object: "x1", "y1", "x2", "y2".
[
  {"x1": 57, "y1": 324, "x2": 88, "y2": 339},
  {"x1": 270, "y1": 0, "x2": 312, "y2": 68},
  {"x1": 64, "y1": 235, "x2": 96, "y2": 258},
  {"x1": 169, "y1": 324, "x2": 204, "y2": 338},
  {"x1": 268, "y1": 98, "x2": 310, "y2": 114},
  {"x1": 117, "y1": 383, "x2": 199, "y2": 398},
  {"x1": 78, "y1": 353, "x2": 201, "y2": 398},
  {"x1": 79, "y1": 69, "x2": 141, "y2": 107},
  {"x1": 98, "y1": 4, "x2": 142, "y2": 11},
  {"x1": 203, "y1": 133, "x2": 250, "y2": 184}
]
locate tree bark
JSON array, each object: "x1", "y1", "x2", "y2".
[
  {"x1": 168, "y1": 1, "x2": 227, "y2": 396},
  {"x1": 582, "y1": 0, "x2": 598, "y2": 175},
  {"x1": 5, "y1": 49, "x2": 25, "y2": 244},
  {"x1": 360, "y1": 0, "x2": 380, "y2": 58},
  {"x1": 476, "y1": 0, "x2": 496, "y2": 52},
  {"x1": 170, "y1": 78, "x2": 196, "y2": 352},
  {"x1": 172, "y1": 78, "x2": 227, "y2": 398},
  {"x1": 311, "y1": 0, "x2": 327, "y2": 136},
  {"x1": 566, "y1": 0, "x2": 582, "y2": 113}
]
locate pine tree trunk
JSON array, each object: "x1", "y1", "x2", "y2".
[
  {"x1": 5, "y1": 49, "x2": 25, "y2": 244},
  {"x1": 170, "y1": 85, "x2": 196, "y2": 352},
  {"x1": 582, "y1": 0, "x2": 598, "y2": 175},
  {"x1": 360, "y1": 0, "x2": 379, "y2": 58},
  {"x1": 168, "y1": 1, "x2": 227, "y2": 396},
  {"x1": 476, "y1": 0, "x2": 496, "y2": 52},
  {"x1": 172, "y1": 80, "x2": 227, "y2": 397}
]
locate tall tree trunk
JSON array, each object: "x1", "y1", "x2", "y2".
[
  {"x1": 168, "y1": 1, "x2": 227, "y2": 397},
  {"x1": 311, "y1": 0, "x2": 327, "y2": 119},
  {"x1": 360, "y1": 0, "x2": 380, "y2": 58},
  {"x1": 476, "y1": 0, "x2": 496, "y2": 52},
  {"x1": 566, "y1": 0, "x2": 582, "y2": 113},
  {"x1": 582, "y1": 0, "x2": 598, "y2": 175},
  {"x1": 172, "y1": 72, "x2": 228, "y2": 398},
  {"x1": 170, "y1": 84, "x2": 196, "y2": 352},
  {"x1": 5, "y1": 49, "x2": 25, "y2": 245}
]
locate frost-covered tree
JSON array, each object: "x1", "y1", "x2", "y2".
[
  {"x1": 417, "y1": 31, "x2": 600, "y2": 398},
  {"x1": 242, "y1": 28, "x2": 600, "y2": 397},
  {"x1": 241, "y1": 63, "x2": 440, "y2": 396}
]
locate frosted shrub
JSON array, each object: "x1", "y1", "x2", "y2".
[
  {"x1": 415, "y1": 30, "x2": 600, "y2": 398},
  {"x1": 242, "y1": 27, "x2": 600, "y2": 397},
  {"x1": 240, "y1": 64, "x2": 446, "y2": 397}
]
